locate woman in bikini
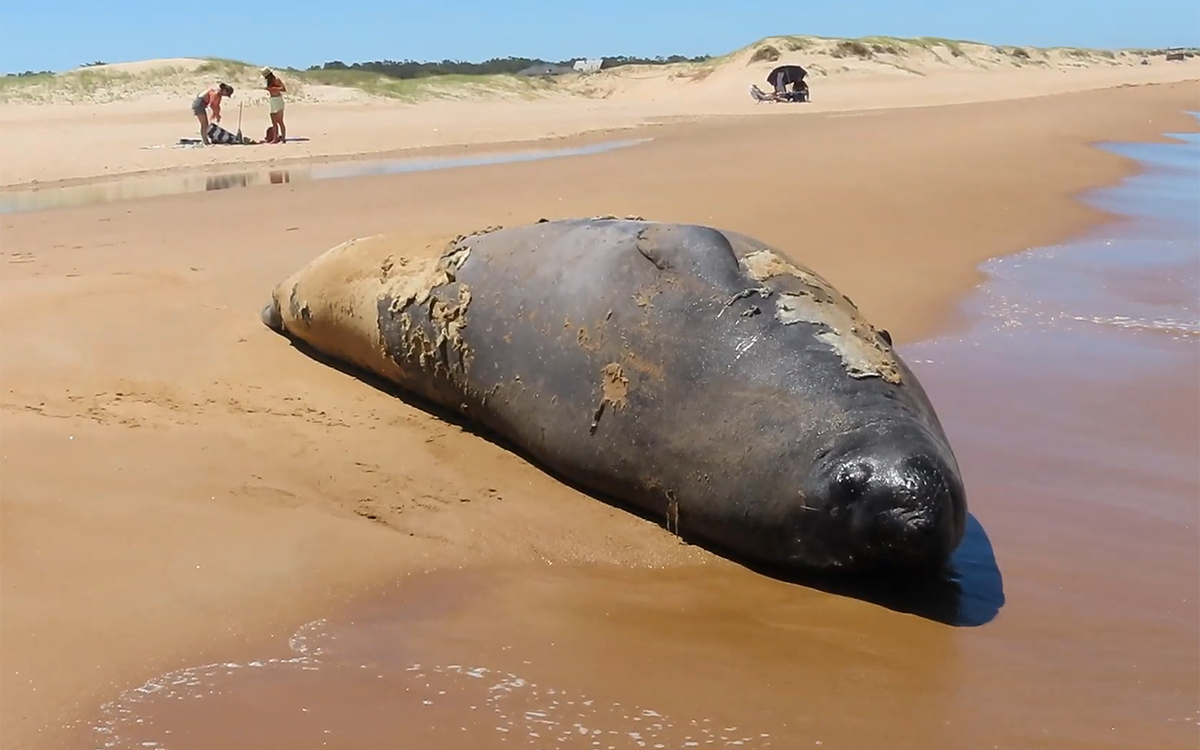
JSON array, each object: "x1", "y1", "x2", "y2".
[
  {"x1": 191, "y1": 82, "x2": 234, "y2": 145},
  {"x1": 261, "y1": 68, "x2": 287, "y2": 143}
]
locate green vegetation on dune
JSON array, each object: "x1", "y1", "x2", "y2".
[
  {"x1": 0, "y1": 56, "x2": 558, "y2": 104},
  {"x1": 735, "y1": 34, "x2": 979, "y2": 67},
  {"x1": 197, "y1": 58, "x2": 257, "y2": 76},
  {"x1": 0, "y1": 52, "x2": 696, "y2": 104},
  {"x1": 0, "y1": 68, "x2": 137, "y2": 102},
  {"x1": 297, "y1": 67, "x2": 557, "y2": 100},
  {"x1": 731, "y1": 34, "x2": 1200, "y2": 73},
  {"x1": 860, "y1": 36, "x2": 972, "y2": 57},
  {"x1": 751, "y1": 33, "x2": 979, "y2": 52},
  {"x1": 304, "y1": 54, "x2": 711, "y2": 80},
  {"x1": 0, "y1": 59, "x2": 265, "y2": 104},
  {"x1": 0, "y1": 71, "x2": 53, "y2": 91}
]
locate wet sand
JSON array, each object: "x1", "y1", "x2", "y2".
[
  {"x1": 2, "y1": 83, "x2": 1199, "y2": 750},
  {"x1": 0, "y1": 136, "x2": 652, "y2": 215},
  {"x1": 74, "y1": 123, "x2": 1200, "y2": 750}
]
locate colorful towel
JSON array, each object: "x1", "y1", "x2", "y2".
[{"x1": 205, "y1": 122, "x2": 257, "y2": 145}]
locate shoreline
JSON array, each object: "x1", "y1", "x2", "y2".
[{"x1": 2, "y1": 83, "x2": 1199, "y2": 750}]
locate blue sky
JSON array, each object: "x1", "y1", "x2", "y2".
[{"x1": 2, "y1": 0, "x2": 1198, "y2": 74}]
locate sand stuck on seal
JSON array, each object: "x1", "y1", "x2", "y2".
[
  {"x1": 739, "y1": 248, "x2": 903, "y2": 384},
  {"x1": 261, "y1": 233, "x2": 475, "y2": 385}
]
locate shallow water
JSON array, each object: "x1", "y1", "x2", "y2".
[
  {"x1": 0, "y1": 137, "x2": 651, "y2": 215},
  {"x1": 78, "y1": 123, "x2": 1200, "y2": 750}
]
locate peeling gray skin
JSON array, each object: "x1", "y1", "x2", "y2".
[{"x1": 261, "y1": 218, "x2": 968, "y2": 574}]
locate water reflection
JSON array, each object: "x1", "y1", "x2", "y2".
[
  {"x1": 206, "y1": 173, "x2": 246, "y2": 191},
  {"x1": 202, "y1": 170, "x2": 291, "y2": 192},
  {"x1": 0, "y1": 138, "x2": 650, "y2": 215}
]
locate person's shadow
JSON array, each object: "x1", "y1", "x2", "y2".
[{"x1": 269, "y1": 332, "x2": 1006, "y2": 629}]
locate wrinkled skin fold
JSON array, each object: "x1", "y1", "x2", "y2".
[{"x1": 261, "y1": 218, "x2": 969, "y2": 574}]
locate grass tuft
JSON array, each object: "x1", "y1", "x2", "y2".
[{"x1": 749, "y1": 45, "x2": 782, "y2": 64}]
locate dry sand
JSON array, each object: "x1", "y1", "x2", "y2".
[{"x1": 0, "y1": 41, "x2": 1198, "y2": 750}]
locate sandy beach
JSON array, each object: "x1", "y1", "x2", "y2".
[{"x1": 1, "y1": 36, "x2": 1199, "y2": 750}]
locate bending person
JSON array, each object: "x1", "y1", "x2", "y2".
[
  {"x1": 261, "y1": 67, "x2": 287, "y2": 143},
  {"x1": 191, "y1": 83, "x2": 234, "y2": 145}
]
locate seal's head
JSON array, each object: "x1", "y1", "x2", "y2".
[
  {"x1": 260, "y1": 294, "x2": 284, "y2": 332},
  {"x1": 790, "y1": 420, "x2": 967, "y2": 573}
]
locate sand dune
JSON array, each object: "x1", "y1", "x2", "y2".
[
  {"x1": 566, "y1": 35, "x2": 1190, "y2": 101},
  {"x1": 3, "y1": 36, "x2": 1194, "y2": 108}
]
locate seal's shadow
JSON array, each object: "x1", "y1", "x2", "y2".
[
  {"x1": 730, "y1": 513, "x2": 1005, "y2": 627},
  {"x1": 282, "y1": 337, "x2": 1005, "y2": 629}
]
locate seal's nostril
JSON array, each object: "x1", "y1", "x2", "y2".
[
  {"x1": 899, "y1": 454, "x2": 946, "y2": 498},
  {"x1": 833, "y1": 462, "x2": 873, "y2": 504},
  {"x1": 865, "y1": 454, "x2": 960, "y2": 559}
]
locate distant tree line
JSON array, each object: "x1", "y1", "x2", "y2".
[
  {"x1": 2, "y1": 60, "x2": 102, "y2": 77},
  {"x1": 2, "y1": 53, "x2": 709, "y2": 80},
  {"x1": 307, "y1": 54, "x2": 711, "y2": 79}
]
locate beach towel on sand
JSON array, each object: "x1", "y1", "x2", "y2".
[
  {"x1": 167, "y1": 127, "x2": 309, "y2": 147},
  {"x1": 205, "y1": 122, "x2": 257, "y2": 145}
]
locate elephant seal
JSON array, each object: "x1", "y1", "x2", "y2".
[{"x1": 260, "y1": 218, "x2": 968, "y2": 573}]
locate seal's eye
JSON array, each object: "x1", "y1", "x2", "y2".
[{"x1": 833, "y1": 463, "x2": 873, "y2": 504}]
